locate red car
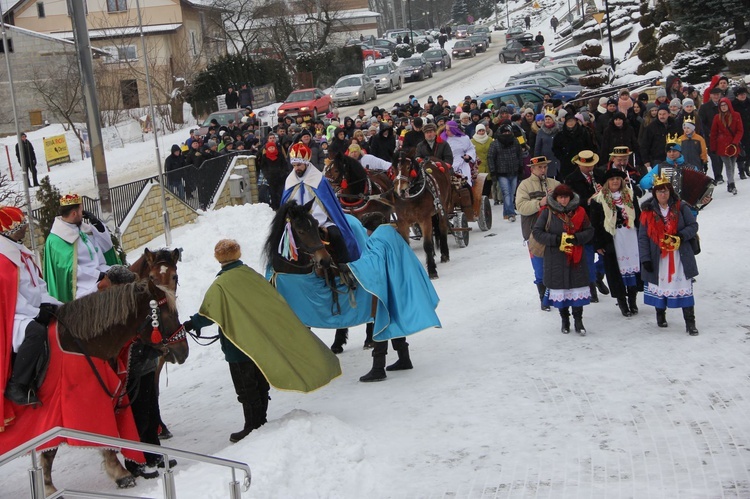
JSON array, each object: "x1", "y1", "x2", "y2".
[
  {"x1": 359, "y1": 44, "x2": 383, "y2": 61},
  {"x1": 277, "y1": 88, "x2": 332, "y2": 120}
]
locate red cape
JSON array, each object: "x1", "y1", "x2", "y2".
[
  {"x1": 0, "y1": 321, "x2": 145, "y2": 464},
  {"x1": 0, "y1": 254, "x2": 18, "y2": 433}
]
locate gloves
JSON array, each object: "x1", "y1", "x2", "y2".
[
  {"x1": 35, "y1": 303, "x2": 58, "y2": 326},
  {"x1": 82, "y1": 210, "x2": 105, "y2": 232},
  {"x1": 182, "y1": 320, "x2": 198, "y2": 336},
  {"x1": 642, "y1": 261, "x2": 654, "y2": 273}
]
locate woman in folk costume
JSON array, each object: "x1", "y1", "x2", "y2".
[
  {"x1": 532, "y1": 184, "x2": 594, "y2": 335},
  {"x1": 590, "y1": 169, "x2": 643, "y2": 317},
  {"x1": 638, "y1": 174, "x2": 700, "y2": 335},
  {"x1": 441, "y1": 120, "x2": 477, "y2": 186}
]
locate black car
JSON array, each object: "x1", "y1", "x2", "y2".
[
  {"x1": 452, "y1": 40, "x2": 476, "y2": 58},
  {"x1": 468, "y1": 35, "x2": 489, "y2": 53},
  {"x1": 499, "y1": 35, "x2": 545, "y2": 63},
  {"x1": 468, "y1": 25, "x2": 492, "y2": 43},
  {"x1": 505, "y1": 26, "x2": 527, "y2": 41},
  {"x1": 399, "y1": 56, "x2": 434, "y2": 81},
  {"x1": 422, "y1": 48, "x2": 452, "y2": 71},
  {"x1": 373, "y1": 38, "x2": 397, "y2": 56}
]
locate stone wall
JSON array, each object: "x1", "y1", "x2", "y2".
[
  {"x1": 214, "y1": 155, "x2": 258, "y2": 209},
  {"x1": 120, "y1": 183, "x2": 198, "y2": 252}
]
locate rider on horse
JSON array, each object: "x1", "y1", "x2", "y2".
[
  {"x1": 347, "y1": 143, "x2": 391, "y2": 172},
  {"x1": 282, "y1": 143, "x2": 361, "y2": 263},
  {"x1": 415, "y1": 123, "x2": 454, "y2": 164},
  {"x1": 0, "y1": 206, "x2": 60, "y2": 409},
  {"x1": 44, "y1": 193, "x2": 120, "y2": 302}
]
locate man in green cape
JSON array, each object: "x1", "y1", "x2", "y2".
[
  {"x1": 183, "y1": 239, "x2": 341, "y2": 443},
  {"x1": 43, "y1": 194, "x2": 120, "y2": 302}
]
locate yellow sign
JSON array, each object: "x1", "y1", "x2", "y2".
[
  {"x1": 43, "y1": 134, "x2": 71, "y2": 167},
  {"x1": 592, "y1": 12, "x2": 605, "y2": 24},
  {"x1": 533, "y1": 1, "x2": 540, "y2": 7}
]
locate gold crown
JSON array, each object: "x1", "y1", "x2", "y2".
[
  {"x1": 60, "y1": 193, "x2": 82, "y2": 206},
  {"x1": 683, "y1": 116, "x2": 695, "y2": 125},
  {"x1": 666, "y1": 132, "x2": 681, "y2": 145},
  {"x1": 653, "y1": 172, "x2": 671, "y2": 189}
]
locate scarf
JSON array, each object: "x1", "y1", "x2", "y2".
[
  {"x1": 593, "y1": 186, "x2": 635, "y2": 236},
  {"x1": 555, "y1": 206, "x2": 586, "y2": 265},
  {"x1": 265, "y1": 143, "x2": 279, "y2": 161},
  {"x1": 640, "y1": 201, "x2": 680, "y2": 282},
  {"x1": 665, "y1": 155, "x2": 685, "y2": 166},
  {"x1": 472, "y1": 131, "x2": 490, "y2": 144}
]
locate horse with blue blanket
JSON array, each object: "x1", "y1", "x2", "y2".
[{"x1": 265, "y1": 200, "x2": 442, "y2": 382}]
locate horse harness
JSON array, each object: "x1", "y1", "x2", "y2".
[
  {"x1": 328, "y1": 165, "x2": 383, "y2": 213},
  {"x1": 397, "y1": 158, "x2": 448, "y2": 219}
]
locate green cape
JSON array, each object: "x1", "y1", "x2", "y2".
[
  {"x1": 199, "y1": 265, "x2": 341, "y2": 393},
  {"x1": 43, "y1": 233, "x2": 76, "y2": 303}
]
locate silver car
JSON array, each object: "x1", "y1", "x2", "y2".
[
  {"x1": 331, "y1": 74, "x2": 377, "y2": 106},
  {"x1": 364, "y1": 61, "x2": 403, "y2": 93}
]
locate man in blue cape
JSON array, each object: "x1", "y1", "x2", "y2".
[{"x1": 281, "y1": 142, "x2": 360, "y2": 262}]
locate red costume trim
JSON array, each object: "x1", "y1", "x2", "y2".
[
  {"x1": 555, "y1": 206, "x2": 586, "y2": 265},
  {"x1": 0, "y1": 254, "x2": 18, "y2": 432},
  {"x1": 640, "y1": 201, "x2": 680, "y2": 282}
]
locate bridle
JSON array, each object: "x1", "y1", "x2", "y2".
[{"x1": 135, "y1": 297, "x2": 186, "y2": 346}]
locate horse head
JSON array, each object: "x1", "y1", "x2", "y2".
[
  {"x1": 143, "y1": 248, "x2": 181, "y2": 291},
  {"x1": 266, "y1": 200, "x2": 333, "y2": 273},
  {"x1": 394, "y1": 153, "x2": 417, "y2": 199},
  {"x1": 324, "y1": 152, "x2": 346, "y2": 192},
  {"x1": 142, "y1": 279, "x2": 188, "y2": 365}
]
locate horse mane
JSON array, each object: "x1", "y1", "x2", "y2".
[
  {"x1": 263, "y1": 201, "x2": 309, "y2": 267},
  {"x1": 56, "y1": 280, "x2": 175, "y2": 340}
]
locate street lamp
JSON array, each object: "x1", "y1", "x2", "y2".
[
  {"x1": 602, "y1": 0, "x2": 616, "y2": 71},
  {"x1": 407, "y1": 0, "x2": 414, "y2": 51}
]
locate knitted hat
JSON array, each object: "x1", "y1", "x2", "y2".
[
  {"x1": 348, "y1": 143, "x2": 361, "y2": 154},
  {"x1": 669, "y1": 98, "x2": 682, "y2": 108},
  {"x1": 214, "y1": 239, "x2": 241, "y2": 264},
  {"x1": 422, "y1": 123, "x2": 437, "y2": 132},
  {"x1": 682, "y1": 98, "x2": 695, "y2": 107},
  {"x1": 475, "y1": 124, "x2": 486, "y2": 133},
  {"x1": 658, "y1": 104, "x2": 670, "y2": 113},
  {"x1": 656, "y1": 88, "x2": 667, "y2": 98}
]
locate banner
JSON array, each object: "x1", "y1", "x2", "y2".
[
  {"x1": 43, "y1": 135, "x2": 71, "y2": 166},
  {"x1": 252, "y1": 84, "x2": 276, "y2": 108}
]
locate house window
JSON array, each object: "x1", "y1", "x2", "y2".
[
  {"x1": 107, "y1": 0, "x2": 127, "y2": 13},
  {"x1": 120, "y1": 79, "x2": 140, "y2": 109},
  {"x1": 102, "y1": 44, "x2": 137, "y2": 62},
  {"x1": 0, "y1": 39, "x2": 12, "y2": 53},
  {"x1": 190, "y1": 30, "x2": 198, "y2": 57},
  {"x1": 29, "y1": 110, "x2": 43, "y2": 126},
  {"x1": 37, "y1": 2, "x2": 45, "y2": 18}
]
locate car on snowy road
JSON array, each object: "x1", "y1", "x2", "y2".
[
  {"x1": 422, "y1": 48, "x2": 452, "y2": 71},
  {"x1": 452, "y1": 40, "x2": 476, "y2": 59},
  {"x1": 331, "y1": 74, "x2": 377, "y2": 106},
  {"x1": 399, "y1": 56, "x2": 434, "y2": 81},
  {"x1": 277, "y1": 88, "x2": 332, "y2": 120},
  {"x1": 364, "y1": 61, "x2": 404, "y2": 93},
  {"x1": 468, "y1": 35, "x2": 489, "y2": 53},
  {"x1": 499, "y1": 35, "x2": 545, "y2": 63}
]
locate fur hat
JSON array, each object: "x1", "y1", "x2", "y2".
[{"x1": 214, "y1": 239, "x2": 241, "y2": 264}]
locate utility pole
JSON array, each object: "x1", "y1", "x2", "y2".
[
  {"x1": 67, "y1": 0, "x2": 114, "y2": 226},
  {"x1": 603, "y1": 0, "x2": 616, "y2": 71}
]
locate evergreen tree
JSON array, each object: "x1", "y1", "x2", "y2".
[
  {"x1": 667, "y1": 0, "x2": 750, "y2": 48},
  {"x1": 34, "y1": 176, "x2": 60, "y2": 239},
  {"x1": 451, "y1": 0, "x2": 469, "y2": 23}
]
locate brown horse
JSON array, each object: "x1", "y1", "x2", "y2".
[
  {"x1": 0, "y1": 280, "x2": 182, "y2": 495},
  {"x1": 324, "y1": 152, "x2": 393, "y2": 230},
  {"x1": 381, "y1": 152, "x2": 456, "y2": 279}
]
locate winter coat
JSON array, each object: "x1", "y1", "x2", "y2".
[
  {"x1": 520, "y1": 119, "x2": 537, "y2": 152},
  {"x1": 678, "y1": 134, "x2": 708, "y2": 169},
  {"x1": 471, "y1": 135, "x2": 494, "y2": 175},
  {"x1": 698, "y1": 99, "x2": 720, "y2": 145},
  {"x1": 665, "y1": 76, "x2": 685, "y2": 102},
  {"x1": 702, "y1": 75, "x2": 722, "y2": 105},
  {"x1": 732, "y1": 96, "x2": 750, "y2": 149},
  {"x1": 594, "y1": 110, "x2": 614, "y2": 144},
  {"x1": 328, "y1": 132, "x2": 350, "y2": 159},
  {"x1": 532, "y1": 194, "x2": 594, "y2": 290},
  {"x1": 369, "y1": 125, "x2": 397, "y2": 162},
  {"x1": 639, "y1": 117, "x2": 678, "y2": 166},
  {"x1": 552, "y1": 123, "x2": 594, "y2": 180},
  {"x1": 638, "y1": 196, "x2": 699, "y2": 285},
  {"x1": 534, "y1": 123, "x2": 561, "y2": 178},
  {"x1": 225, "y1": 90, "x2": 239, "y2": 109},
  {"x1": 674, "y1": 109, "x2": 702, "y2": 136},
  {"x1": 516, "y1": 173, "x2": 561, "y2": 240},
  {"x1": 487, "y1": 136, "x2": 523, "y2": 177},
  {"x1": 415, "y1": 139, "x2": 454, "y2": 165},
  {"x1": 599, "y1": 120, "x2": 639, "y2": 166},
  {"x1": 710, "y1": 98, "x2": 744, "y2": 157},
  {"x1": 627, "y1": 106, "x2": 644, "y2": 139},
  {"x1": 403, "y1": 129, "x2": 425, "y2": 152},
  {"x1": 15, "y1": 139, "x2": 36, "y2": 168}
]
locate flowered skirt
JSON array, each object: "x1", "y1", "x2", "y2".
[
  {"x1": 543, "y1": 286, "x2": 591, "y2": 308},
  {"x1": 614, "y1": 227, "x2": 640, "y2": 287},
  {"x1": 644, "y1": 251, "x2": 694, "y2": 309}
]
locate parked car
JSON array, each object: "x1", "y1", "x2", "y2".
[
  {"x1": 506, "y1": 75, "x2": 581, "y2": 90},
  {"x1": 468, "y1": 25, "x2": 492, "y2": 43},
  {"x1": 399, "y1": 56, "x2": 433, "y2": 81},
  {"x1": 479, "y1": 88, "x2": 546, "y2": 110},
  {"x1": 331, "y1": 74, "x2": 377, "y2": 106},
  {"x1": 452, "y1": 40, "x2": 476, "y2": 59},
  {"x1": 455, "y1": 24, "x2": 470, "y2": 38},
  {"x1": 196, "y1": 109, "x2": 246, "y2": 136},
  {"x1": 536, "y1": 53, "x2": 616, "y2": 69},
  {"x1": 277, "y1": 88, "x2": 332, "y2": 120},
  {"x1": 364, "y1": 61, "x2": 403, "y2": 92},
  {"x1": 468, "y1": 34, "x2": 489, "y2": 53},
  {"x1": 507, "y1": 69, "x2": 581, "y2": 86},
  {"x1": 504, "y1": 83, "x2": 580, "y2": 102},
  {"x1": 422, "y1": 48, "x2": 452, "y2": 71},
  {"x1": 373, "y1": 38, "x2": 397, "y2": 55},
  {"x1": 543, "y1": 64, "x2": 588, "y2": 79},
  {"x1": 499, "y1": 35, "x2": 545, "y2": 63},
  {"x1": 505, "y1": 26, "x2": 527, "y2": 41}
]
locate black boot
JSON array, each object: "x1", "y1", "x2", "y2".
[
  {"x1": 330, "y1": 328, "x2": 348, "y2": 354},
  {"x1": 627, "y1": 287, "x2": 639, "y2": 315},
  {"x1": 617, "y1": 297, "x2": 632, "y2": 317},
  {"x1": 729, "y1": 182, "x2": 738, "y2": 195},
  {"x1": 228, "y1": 361, "x2": 269, "y2": 442},
  {"x1": 596, "y1": 273, "x2": 610, "y2": 295},
  {"x1": 536, "y1": 283, "x2": 551, "y2": 311},
  {"x1": 363, "y1": 323, "x2": 375, "y2": 349},
  {"x1": 360, "y1": 343, "x2": 387, "y2": 382},
  {"x1": 559, "y1": 307, "x2": 570, "y2": 334},
  {"x1": 4, "y1": 321, "x2": 48, "y2": 406},
  {"x1": 589, "y1": 283, "x2": 599, "y2": 303},
  {"x1": 683, "y1": 306, "x2": 699, "y2": 336},
  {"x1": 573, "y1": 306, "x2": 586, "y2": 335},
  {"x1": 740, "y1": 164, "x2": 748, "y2": 180},
  {"x1": 656, "y1": 308, "x2": 668, "y2": 328},
  {"x1": 386, "y1": 340, "x2": 413, "y2": 371}
]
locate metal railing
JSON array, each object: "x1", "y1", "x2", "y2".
[
  {"x1": 0, "y1": 426, "x2": 251, "y2": 499},
  {"x1": 109, "y1": 177, "x2": 153, "y2": 226}
]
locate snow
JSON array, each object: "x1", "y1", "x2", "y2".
[
  {"x1": 658, "y1": 34, "x2": 681, "y2": 47},
  {"x1": 582, "y1": 39, "x2": 602, "y2": 49},
  {"x1": 726, "y1": 49, "x2": 750, "y2": 62},
  {"x1": 5, "y1": 9, "x2": 750, "y2": 498}
]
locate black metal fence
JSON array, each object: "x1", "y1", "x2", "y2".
[
  {"x1": 163, "y1": 151, "x2": 241, "y2": 212},
  {"x1": 109, "y1": 178, "x2": 152, "y2": 226},
  {"x1": 31, "y1": 194, "x2": 100, "y2": 223}
]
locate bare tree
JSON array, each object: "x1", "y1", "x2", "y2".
[
  {"x1": 29, "y1": 54, "x2": 86, "y2": 144},
  {"x1": 0, "y1": 172, "x2": 25, "y2": 208}
]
